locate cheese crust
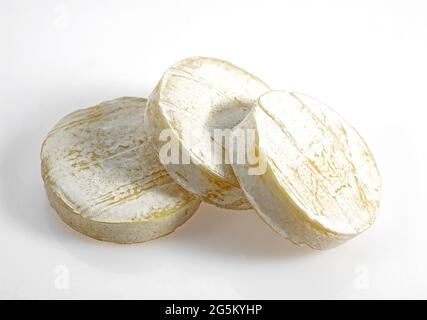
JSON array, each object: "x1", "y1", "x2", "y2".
[
  {"x1": 232, "y1": 91, "x2": 381, "y2": 249},
  {"x1": 145, "y1": 57, "x2": 271, "y2": 209},
  {"x1": 41, "y1": 97, "x2": 200, "y2": 243}
]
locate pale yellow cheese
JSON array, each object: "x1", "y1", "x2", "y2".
[
  {"x1": 41, "y1": 97, "x2": 201, "y2": 243},
  {"x1": 232, "y1": 91, "x2": 381, "y2": 249},
  {"x1": 145, "y1": 57, "x2": 271, "y2": 209}
]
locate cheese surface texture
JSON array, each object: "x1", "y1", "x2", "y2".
[
  {"x1": 232, "y1": 91, "x2": 381, "y2": 249},
  {"x1": 41, "y1": 97, "x2": 200, "y2": 243},
  {"x1": 146, "y1": 57, "x2": 270, "y2": 209}
]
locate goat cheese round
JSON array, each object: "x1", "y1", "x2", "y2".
[
  {"x1": 145, "y1": 57, "x2": 270, "y2": 209},
  {"x1": 231, "y1": 91, "x2": 381, "y2": 249},
  {"x1": 41, "y1": 97, "x2": 201, "y2": 243}
]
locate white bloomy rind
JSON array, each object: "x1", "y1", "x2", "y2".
[
  {"x1": 232, "y1": 91, "x2": 381, "y2": 249},
  {"x1": 145, "y1": 57, "x2": 271, "y2": 210},
  {"x1": 41, "y1": 97, "x2": 201, "y2": 243}
]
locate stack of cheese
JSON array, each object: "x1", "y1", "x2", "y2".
[{"x1": 41, "y1": 57, "x2": 381, "y2": 249}]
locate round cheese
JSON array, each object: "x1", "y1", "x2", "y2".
[
  {"x1": 231, "y1": 91, "x2": 381, "y2": 249},
  {"x1": 41, "y1": 97, "x2": 201, "y2": 243},
  {"x1": 145, "y1": 57, "x2": 270, "y2": 209}
]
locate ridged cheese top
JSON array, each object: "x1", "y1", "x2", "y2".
[
  {"x1": 155, "y1": 56, "x2": 271, "y2": 184},
  {"x1": 41, "y1": 97, "x2": 197, "y2": 223},
  {"x1": 254, "y1": 91, "x2": 381, "y2": 235}
]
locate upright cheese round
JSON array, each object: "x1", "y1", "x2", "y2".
[
  {"x1": 145, "y1": 57, "x2": 270, "y2": 210},
  {"x1": 41, "y1": 97, "x2": 201, "y2": 243},
  {"x1": 231, "y1": 91, "x2": 381, "y2": 249}
]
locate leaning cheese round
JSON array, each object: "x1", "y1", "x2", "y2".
[
  {"x1": 41, "y1": 97, "x2": 201, "y2": 243},
  {"x1": 231, "y1": 91, "x2": 381, "y2": 249},
  {"x1": 145, "y1": 57, "x2": 270, "y2": 210}
]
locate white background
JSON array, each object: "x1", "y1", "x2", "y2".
[{"x1": 1, "y1": 0, "x2": 426, "y2": 299}]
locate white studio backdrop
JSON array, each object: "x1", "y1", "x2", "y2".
[{"x1": 0, "y1": 0, "x2": 426, "y2": 299}]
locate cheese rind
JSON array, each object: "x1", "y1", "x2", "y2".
[
  {"x1": 145, "y1": 57, "x2": 271, "y2": 209},
  {"x1": 231, "y1": 91, "x2": 381, "y2": 249},
  {"x1": 41, "y1": 97, "x2": 201, "y2": 243}
]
